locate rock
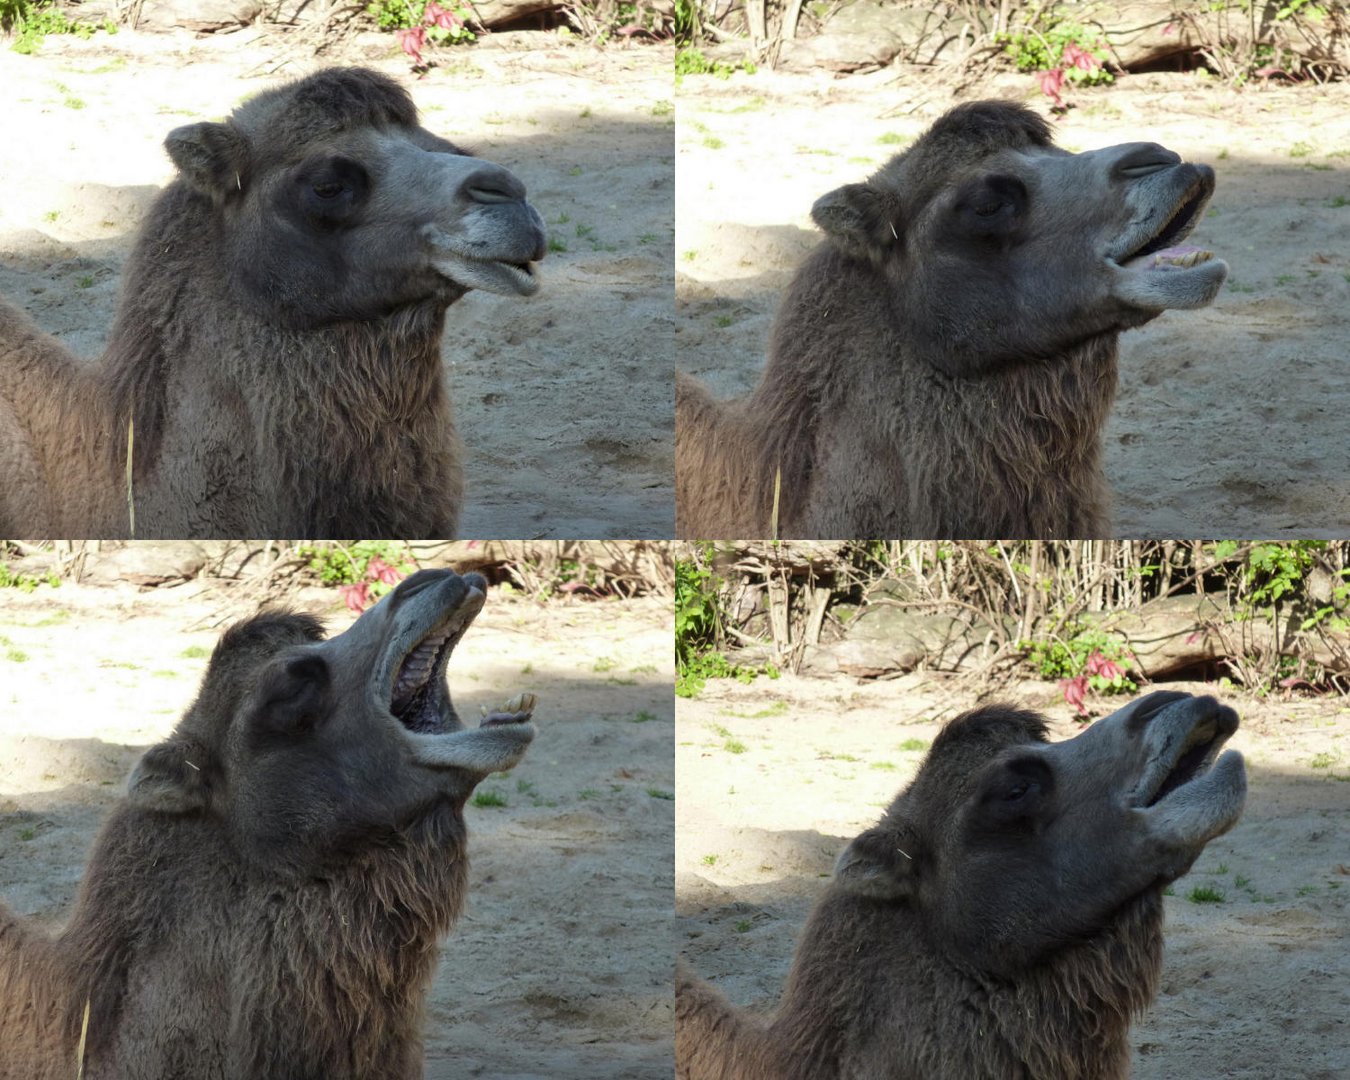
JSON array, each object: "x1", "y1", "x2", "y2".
[
  {"x1": 136, "y1": 0, "x2": 263, "y2": 33},
  {"x1": 82, "y1": 542, "x2": 208, "y2": 587},
  {"x1": 779, "y1": 2, "x2": 946, "y2": 74}
]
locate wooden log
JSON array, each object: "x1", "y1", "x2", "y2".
[{"x1": 799, "y1": 592, "x2": 1350, "y2": 680}]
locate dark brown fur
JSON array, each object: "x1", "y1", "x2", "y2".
[
  {"x1": 0, "y1": 609, "x2": 477, "y2": 1080},
  {"x1": 676, "y1": 698, "x2": 1247, "y2": 1080},
  {"x1": 0, "y1": 68, "x2": 546, "y2": 539},
  {"x1": 678, "y1": 101, "x2": 1161, "y2": 539}
]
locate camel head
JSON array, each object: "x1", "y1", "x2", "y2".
[
  {"x1": 163, "y1": 67, "x2": 547, "y2": 328},
  {"x1": 833, "y1": 692, "x2": 1246, "y2": 976},
  {"x1": 810, "y1": 100, "x2": 1228, "y2": 376},
  {"x1": 126, "y1": 568, "x2": 535, "y2": 878}
]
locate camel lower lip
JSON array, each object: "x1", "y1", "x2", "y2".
[
  {"x1": 432, "y1": 254, "x2": 540, "y2": 297},
  {"x1": 1122, "y1": 245, "x2": 1216, "y2": 271}
]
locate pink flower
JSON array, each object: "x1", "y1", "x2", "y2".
[
  {"x1": 1061, "y1": 42, "x2": 1100, "y2": 72},
  {"x1": 424, "y1": 2, "x2": 463, "y2": 30},
  {"x1": 367, "y1": 557, "x2": 403, "y2": 587},
  {"x1": 340, "y1": 581, "x2": 371, "y2": 614},
  {"x1": 1060, "y1": 675, "x2": 1089, "y2": 716},
  {"x1": 1037, "y1": 67, "x2": 1066, "y2": 107},
  {"x1": 397, "y1": 26, "x2": 427, "y2": 65}
]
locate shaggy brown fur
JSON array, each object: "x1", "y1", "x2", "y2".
[
  {"x1": 0, "y1": 570, "x2": 536, "y2": 1080},
  {"x1": 676, "y1": 101, "x2": 1226, "y2": 539},
  {"x1": 677, "y1": 695, "x2": 1247, "y2": 1079},
  {"x1": 0, "y1": 67, "x2": 546, "y2": 539}
]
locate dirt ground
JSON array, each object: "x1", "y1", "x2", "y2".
[
  {"x1": 0, "y1": 561, "x2": 674, "y2": 1078},
  {"x1": 0, "y1": 30, "x2": 674, "y2": 539},
  {"x1": 677, "y1": 672, "x2": 1350, "y2": 1079},
  {"x1": 676, "y1": 68, "x2": 1350, "y2": 536}
]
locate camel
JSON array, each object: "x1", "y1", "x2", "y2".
[
  {"x1": 676, "y1": 691, "x2": 1248, "y2": 1079},
  {"x1": 0, "y1": 568, "x2": 538, "y2": 1080},
  {"x1": 676, "y1": 100, "x2": 1228, "y2": 538},
  {"x1": 0, "y1": 67, "x2": 546, "y2": 539}
]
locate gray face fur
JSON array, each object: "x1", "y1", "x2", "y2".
[
  {"x1": 127, "y1": 568, "x2": 535, "y2": 877},
  {"x1": 163, "y1": 70, "x2": 548, "y2": 327},
  {"x1": 812, "y1": 105, "x2": 1227, "y2": 373},
  {"x1": 834, "y1": 692, "x2": 1246, "y2": 974}
]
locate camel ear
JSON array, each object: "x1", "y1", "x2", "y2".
[
  {"x1": 811, "y1": 182, "x2": 898, "y2": 260},
  {"x1": 834, "y1": 825, "x2": 918, "y2": 900},
  {"x1": 128, "y1": 740, "x2": 213, "y2": 814},
  {"x1": 250, "y1": 654, "x2": 332, "y2": 736},
  {"x1": 165, "y1": 121, "x2": 249, "y2": 199}
]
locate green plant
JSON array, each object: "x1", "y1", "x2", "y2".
[
  {"x1": 296, "y1": 541, "x2": 415, "y2": 611},
  {"x1": 1021, "y1": 626, "x2": 1136, "y2": 714},
  {"x1": 366, "y1": 0, "x2": 473, "y2": 67},
  {"x1": 470, "y1": 789, "x2": 507, "y2": 808},
  {"x1": 0, "y1": 563, "x2": 60, "y2": 593},
  {"x1": 898, "y1": 738, "x2": 929, "y2": 752},
  {"x1": 4, "y1": 0, "x2": 109, "y2": 53},
  {"x1": 996, "y1": 18, "x2": 1113, "y2": 107},
  {"x1": 1187, "y1": 885, "x2": 1225, "y2": 903},
  {"x1": 675, "y1": 551, "x2": 781, "y2": 696},
  {"x1": 675, "y1": 47, "x2": 753, "y2": 80}
]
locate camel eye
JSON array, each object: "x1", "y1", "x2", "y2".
[
  {"x1": 312, "y1": 181, "x2": 344, "y2": 200},
  {"x1": 974, "y1": 200, "x2": 1007, "y2": 218}
]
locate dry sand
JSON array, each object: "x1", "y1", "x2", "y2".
[
  {"x1": 0, "y1": 31, "x2": 674, "y2": 538},
  {"x1": 676, "y1": 671, "x2": 1350, "y2": 1079},
  {"x1": 676, "y1": 68, "x2": 1350, "y2": 536},
  {"x1": 0, "y1": 566, "x2": 673, "y2": 1078}
]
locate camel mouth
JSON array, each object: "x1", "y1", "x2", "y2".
[
  {"x1": 429, "y1": 251, "x2": 542, "y2": 298},
  {"x1": 389, "y1": 619, "x2": 459, "y2": 734},
  {"x1": 1137, "y1": 705, "x2": 1239, "y2": 808},
  {"x1": 1116, "y1": 170, "x2": 1217, "y2": 272}
]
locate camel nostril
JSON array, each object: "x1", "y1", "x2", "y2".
[
  {"x1": 1115, "y1": 143, "x2": 1183, "y2": 180},
  {"x1": 463, "y1": 167, "x2": 526, "y2": 206}
]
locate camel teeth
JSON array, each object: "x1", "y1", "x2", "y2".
[
  {"x1": 504, "y1": 692, "x2": 536, "y2": 714},
  {"x1": 1155, "y1": 249, "x2": 1213, "y2": 268}
]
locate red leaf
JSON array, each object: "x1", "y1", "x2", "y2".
[
  {"x1": 1060, "y1": 675, "x2": 1089, "y2": 716},
  {"x1": 1061, "y1": 43, "x2": 1100, "y2": 72},
  {"x1": 340, "y1": 582, "x2": 371, "y2": 614},
  {"x1": 397, "y1": 26, "x2": 426, "y2": 65},
  {"x1": 367, "y1": 557, "x2": 403, "y2": 587},
  {"x1": 1037, "y1": 68, "x2": 1066, "y2": 107},
  {"x1": 425, "y1": 2, "x2": 464, "y2": 30}
]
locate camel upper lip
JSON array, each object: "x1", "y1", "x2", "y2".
[
  {"x1": 1134, "y1": 705, "x2": 1239, "y2": 808},
  {"x1": 1112, "y1": 167, "x2": 1216, "y2": 267}
]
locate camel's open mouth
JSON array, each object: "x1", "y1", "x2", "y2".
[
  {"x1": 1137, "y1": 706, "x2": 1239, "y2": 808},
  {"x1": 390, "y1": 617, "x2": 460, "y2": 734},
  {"x1": 1117, "y1": 173, "x2": 1217, "y2": 272}
]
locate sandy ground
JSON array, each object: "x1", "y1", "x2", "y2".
[
  {"x1": 676, "y1": 672, "x2": 1350, "y2": 1079},
  {"x1": 676, "y1": 68, "x2": 1350, "y2": 536},
  {"x1": 0, "y1": 30, "x2": 674, "y2": 539},
  {"x1": 0, "y1": 560, "x2": 674, "y2": 1078}
]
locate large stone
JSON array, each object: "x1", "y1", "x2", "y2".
[
  {"x1": 136, "y1": 0, "x2": 263, "y2": 33},
  {"x1": 779, "y1": 2, "x2": 946, "y2": 74}
]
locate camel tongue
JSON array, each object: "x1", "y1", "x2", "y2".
[{"x1": 1125, "y1": 245, "x2": 1214, "y2": 271}]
